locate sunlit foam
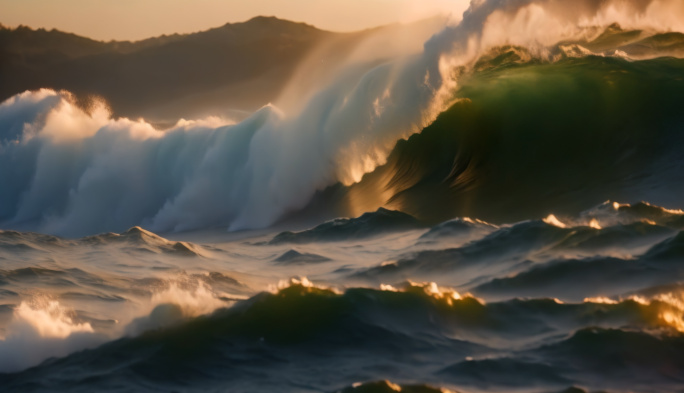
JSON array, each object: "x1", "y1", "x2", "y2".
[
  {"x1": 150, "y1": 280, "x2": 224, "y2": 318},
  {"x1": 279, "y1": 276, "x2": 314, "y2": 289},
  {"x1": 400, "y1": 281, "x2": 483, "y2": 306},
  {"x1": 585, "y1": 291, "x2": 684, "y2": 332},
  {"x1": 121, "y1": 275, "x2": 230, "y2": 337},
  {"x1": 11, "y1": 298, "x2": 93, "y2": 339},
  {"x1": 543, "y1": 214, "x2": 567, "y2": 228},
  {"x1": 583, "y1": 296, "x2": 618, "y2": 305},
  {"x1": 588, "y1": 218, "x2": 602, "y2": 230},
  {"x1": 649, "y1": 292, "x2": 684, "y2": 332},
  {"x1": 271, "y1": 276, "x2": 342, "y2": 294},
  {"x1": 613, "y1": 201, "x2": 684, "y2": 215},
  {"x1": 0, "y1": 296, "x2": 103, "y2": 373}
]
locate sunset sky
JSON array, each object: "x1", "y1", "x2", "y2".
[{"x1": 0, "y1": 0, "x2": 468, "y2": 41}]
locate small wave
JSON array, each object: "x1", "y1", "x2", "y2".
[
  {"x1": 270, "y1": 208, "x2": 426, "y2": 244},
  {"x1": 82, "y1": 226, "x2": 205, "y2": 257},
  {"x1": 439, "y1": 357, "x2": 570, "y2": 388},
  {"x1": 354, "y1": 219, "x2": 576, "y2": 282},
  {"x1": 0, "y1": 230, "x2": 68, "y2": 252},
  {"x1": 57, "y1": 292, "x2": 127, "y2": 303},
  {"x1": 355, "y1": 207, "x2": 684, "y2": 287},
  {"x1": 552, "y1": 221, "x2": 674, "y2": 254},
  {"x1": 418, "y1": 217, "x2": 496, "y2": 243},
  {"x1": 472, "y1": 256, "x2": 655, "y2": 301},
  {"x1": 0, "y1": 226, "x2": 206, "y2": 258},
  {"x1": 274, "y1": 249, "x2": 332, "y2": 264},
  {"x1": 190, "y1": 271, "x2": 246, "y2": 288},
  {"x1": 530, "y1": 327, "x2": 684, "y2": 387},
  {"x1": 642, "y1": 230, "x2": 684, "y2": 261},
  {"x1": 0, "y1": 267, "x2": 77, "y2": 288},
  {"x1": 580, "y1": 201, "x2": 684, "y2": 229}
]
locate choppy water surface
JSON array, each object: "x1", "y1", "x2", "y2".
[{"x1": 0, "y1": 202, "x2": 683, "y2": 392}]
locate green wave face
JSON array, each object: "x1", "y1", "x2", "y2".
[{"x1": 332, "y1": 54, "x2": 684, "y2": 224}]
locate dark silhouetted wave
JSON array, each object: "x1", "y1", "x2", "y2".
[
  {"x1": 2, "y1": 282, "x2": 682, "y2": 392},
  {"x1": 271, "y1": 208, "x2": 426, "y2": 244}
]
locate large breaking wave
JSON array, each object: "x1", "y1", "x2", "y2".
[{"x1": 2, "y1": 0, "x2": 684, "y2": 236}]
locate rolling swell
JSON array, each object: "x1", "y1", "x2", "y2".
[
  {"x1": 530, "y1": 328, "x2": 684, "y2": 389},
  {"x1": 472, "y1": 226, "x2": 684, "y2": 301},
  {"x1": 353, "y1": 219, "x2": 593, "y2": 284},
  {"x1": 0, "y1": 283, "x2": 482, "y2": 392},
  {"x1": 471, "y1": 256, "x2": 672, "y2": 301},
  {"x1": 350, "y1": 202, "x2": 684, "y2": 303},
  {"x1": 2, "y1": 282, "x2": 683, "y2": 392}
]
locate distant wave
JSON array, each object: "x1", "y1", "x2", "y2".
[
  {"x1": 353, "y1": 201, "x2": 684, "y2": 297},
  {"x1": 274, "y1": 249, "x2": 332, "y2": 264},
  {"x1": 270, "y1": 208, "x2": 425, "y2": 244},
  {"x1": 1, "y1": 225, "x2": 205, "y2": 256}
]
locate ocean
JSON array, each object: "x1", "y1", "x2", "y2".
[{"x1": 1, "y1": 0, "x2": 684, "y2": 391}]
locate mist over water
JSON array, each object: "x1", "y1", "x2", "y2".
[{"x1": 1, "y1": 0, "x2": 684, "y2": 391}]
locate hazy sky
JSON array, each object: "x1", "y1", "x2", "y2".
[{"x1": 0, "y1": 0, "x2": 469, "y2": 41}]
